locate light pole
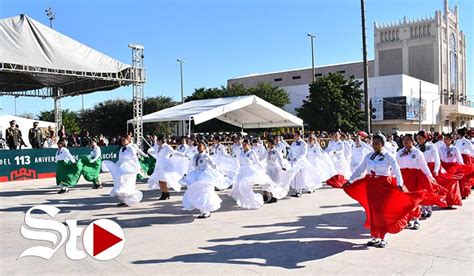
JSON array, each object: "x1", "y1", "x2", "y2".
[
  {"x1": 360, "y1": 0, "x2": 370, "y2": 133},
  {"x1": 307, "y1": 34, "x2": 317, "y2": 83},
  {"x1": 45, "y1": 8, "x2": 55, "y2": 29},
  {"x1": 177, "y1": 59, "x2": 185, "y2": 136}
]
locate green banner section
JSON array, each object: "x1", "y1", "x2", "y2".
[{"x1": 0, "y1": 146, "x2": 119, "y2": 182}]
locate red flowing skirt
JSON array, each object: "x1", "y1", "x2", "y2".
[
  {"x1": 461, "y1": 154, "x2": 474, "y2": 195},
  {"x1": 442, "y1": 160, "x2": 472, "y2": 199},
  {"x1": 400, "y1": 168, "x2": 447, "y2": 208},
  {"x1": 327, "y1": 174, "x2": 425, "y2": 239},
  {"x1": 428, "y1": 162, "x2": 462, "y2": 206}
]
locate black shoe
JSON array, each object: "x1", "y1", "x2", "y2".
[
  {"x1": 375, "y1": 240, "x2": 387, "y2": 248},
  {"x1": 412, "y1": 222, "x2": 420, "y2": 230},
  {"x1": 267, "y1": 197, "x2": 278, "y2": 204},
  {"x1": 263, "y1": 195, "x2": 269, "y2": 202},
  {"x1": 290, "y1": 192, "x2": 301, "y2": 198},
  {"x1": 117, "y1": 202, "x2": 128, "y2": 207},
  {"x1": 197, "y1": 213, "x2": 211, "y2": 219},
  {"x1": 158, "y1": 192, "x2": 170, "y2": 200},
  {"x1": 462, "y1": 197, "x2": 467, "y2": 200},
  {"x1": 426, "y1": 212, "x2": 432, "y2": 218},
  {"x1": 57, "y1": 187, "x2": 68, "y2": 194},
  {"x1": 421, "y1": 212, "x2": 427, "y2": 218},
  {"x1": 367, "y1": 238, "x2": 379, "y2": 246},
  {"x1": 92, "y1": 184, "x2": 103, "y2": 189}
]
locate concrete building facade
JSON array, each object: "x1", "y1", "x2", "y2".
[{"x1": 227, "y1": 0, "x2": 472, "y2": 133}]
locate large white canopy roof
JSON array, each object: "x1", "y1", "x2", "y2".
[{"x1": 128, "y1": 95, "x2": 303, "y2": 128}]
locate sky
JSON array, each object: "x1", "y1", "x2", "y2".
[{"x1": 0, "y1": 0, "x2": 473, "y2": 118}]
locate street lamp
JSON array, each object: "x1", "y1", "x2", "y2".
[
  {"x1": 177, "y1": 58, "x2": 185, "y2": 136},
  {"x1": 45, "y1": 8, "x2": 55, "y2": 29},
  {"x1": 307, "y1": 33, "x2": 317, "y2": 83}
]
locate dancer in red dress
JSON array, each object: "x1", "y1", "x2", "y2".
[
  {"x1": 454, "y1": 128, "x2": 474, "y2": 198},
  {"x1": 439, "y1": 134, "x2": 465, "y2": 204},
  {"x1": 328, "y1": 134, "x2": 425, "y2": 248},
  {"x1": 396, "y1": 134, "x2": 443, "y2": 230}
]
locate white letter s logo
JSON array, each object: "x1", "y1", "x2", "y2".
[{"x1": 18, "y1": 205, "x2": 68, "y2": 260}]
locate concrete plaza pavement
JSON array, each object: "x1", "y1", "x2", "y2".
[{"x1": 0, "y1": 174, "x2": 472, "y2": 275}]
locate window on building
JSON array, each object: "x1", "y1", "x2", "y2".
[
  {"x1": 315, "y1": 73, "x2": 322, "y2": 77},
  {"x1": 274, "y1": 78, "x2": 282, "y2": 82},
  {"x1": 338, "y1": 70, "x2": 346, "y2": 74},
  {"x1": 292, "y1": 76, "x2": 301, "y2": 80}
]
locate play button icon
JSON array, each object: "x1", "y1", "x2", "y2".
[{"x1": 83, "y1": 219, "x2": 125, "y2": 260}]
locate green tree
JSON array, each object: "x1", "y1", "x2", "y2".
[
  {"x1": 296, "y1": 73, "x2": 366, "y2": 132},
  {"x1": 78, "y1": 96, "x2": 177, "y2": 137},
  {"x1": 38, "y1": 109, "x2": 81, "y2": 134}
]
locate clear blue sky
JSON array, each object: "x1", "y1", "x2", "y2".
[{"x1": 0, "y1": 0, "x2": 472, "y2": 118}]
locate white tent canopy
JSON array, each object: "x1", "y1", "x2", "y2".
[
  {"x1": 127, "y1": 95, "x2": 303, "y2": 129},
  {"x1": 0, "y1": 115, "x2": 54, "y2": 148}
]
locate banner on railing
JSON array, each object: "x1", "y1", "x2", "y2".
[{"x1": 0, "y1": 146, "x2": 119, "y2": 182}]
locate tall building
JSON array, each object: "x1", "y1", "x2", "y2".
[
  {"x1": 228, "y1": 0, "x2": 472, "y2": 133},
  {"x1": 375, "y1": 1, "x2": 466, "y2": 106}
]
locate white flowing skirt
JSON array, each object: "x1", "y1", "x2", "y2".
[
  {"x1": 211, "y1": 155, "x2": 240, "y2": 184},
  {"x1": 290, "y1": 157, "x2": 323, "y2": 191},
  {"x1": 307, "y1": 153, "x2": 336, "y2": 182},
  {"x1": 229, "y1": 165, "x2": 276, "y2": 209},
  {"x1": 148, "y1": 156, "x2": 188, "y2": 192},
  {"x1": 103, "y1": 160, "x2": 143, "y2": 206},
  {"x1": 182, "y1": 180, "x2": 222, "y2": 213},
  {"x1": 328, "y1": 154, "x2": 352, "y2": 179},
  {"x1": 266, "y1": 163, "x2": 297, "y2": 198}
]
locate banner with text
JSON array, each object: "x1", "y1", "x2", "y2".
[{"x1": 0, "y1": 146, "x2": 119, "y2": 182}]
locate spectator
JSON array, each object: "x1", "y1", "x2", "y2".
[
  {"x1": 58, "y1": 125, "x2": 67, "y2": 139},
  {"x1": 5, "y1": 120, "x2": 21, "y2": 149},
  {"x1": 68, "y1": 131, "x2": 80, "y2": 147},
  {"x1": 28, "y1": 121, "x2": 44, "y2": 149}
]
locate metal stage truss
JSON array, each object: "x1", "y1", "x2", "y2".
[{"x1": 0, "y1": 48, "x2": 146, "y2": 145}]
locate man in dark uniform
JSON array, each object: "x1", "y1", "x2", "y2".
[
  {"x1": 5, "y1": 120, "x2": 21, "y2": 150},
  {"x1": 28, "y1": 121, "x2": 44, "y2": 148}
]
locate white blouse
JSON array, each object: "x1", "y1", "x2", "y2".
[
  {"x1": 267, "y1": 148, "x2": 285, "y2": 168},
  {"x1": 56, "y1": 148, "x2": 75, "y2": 163},
  {"x1": 438, "y1": 144, "x2": 464, "y2": 164},
  {"x1": 231, "y1": 143, "x2": 242, "y2": 158},
  {"x1": 176, "y1": 143, "x2": 189, "y2": 153},
  {"x1": 288, "y1": 138, "x2": 308, "y2": 161},
  {"x1": 238, "y1": 149, "x2": 264, "y2": 169},
  {"x1": 350, "y1": 150, "x2": 403, "y2": 186},
  {"x1": 325, "y1": 140, "x2": 347, "y2": 161},
  {"x1": 455, "y1": 137, "x2": 474, "y2": 156},
  {"x1": 416, "y1": 142, "x2": 440, "y2": 174},
  {"x1": 252, "y1": 143, "x2": 267, "y2": 161},
  {"x1": 191, "y1": 152, "x2": 217, "y2": 171},
  {"x1": 90, "y1": 145, "x2": 101, "y2": 162},
  {"x1": 276, "y1": 141, "x2": 287, "y2": 156},
  {"x1": 396, "y1": 147, "x2": 433, "y2": 179},
  {"x1": 211, "y1": 143, "x2": 228, "y2": 156}
]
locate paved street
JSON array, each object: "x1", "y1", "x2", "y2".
[{"x1": 0, "y1": 174, "x2": 472, "y2": 275}]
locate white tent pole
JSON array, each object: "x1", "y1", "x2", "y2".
[
  {"x1": 302, "y1": 124, "x2": 305, "y2": 139},
  {"x1": 188, "y1": 118, "x2": 192, "y2": 137},
  {"x1": 126, "y1": 123, "x2": 129, "y2": 136}
]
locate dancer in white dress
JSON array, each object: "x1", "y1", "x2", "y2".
[
  {"x1": 325, "y1": 131, "x2": 352, "y2": 179},
  {"x1": 306, "y1": 135, "x2": 337, "y2": 181},
  {"x1": 288, "y1": 131, "x2": 323, "y2": 197},
  {"x1": 231, "y1": 136, "x2": 243, "y2": 158},
  {"x1": 350, "y1": 133, "x2": 373, "y2": 172},
  {"x1": 252, "y1": 138, "x2": 267, "y2": 161},
  {"x1": 102, "y1": 136, "x2": 145, "y2": 207},
  {"x1": 148, "y1": 135, "x2": 188, "y2": 200},
  {"x1": 265, "y1": 139, "x2": 296, "y2": 202},
  {"x1": 274, "y1": 136, "x2": 287, "y2": 157},
  {"x1": 182, "y1": 142, "x2": 230, "y2": 218},
  {"x1": 230, "y1": 139, "x2": 280, "y2": 209}
]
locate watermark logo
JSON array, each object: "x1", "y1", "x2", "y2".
[{"x1": 18, "y1": 205, "x2": 124, "y2": 261}]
